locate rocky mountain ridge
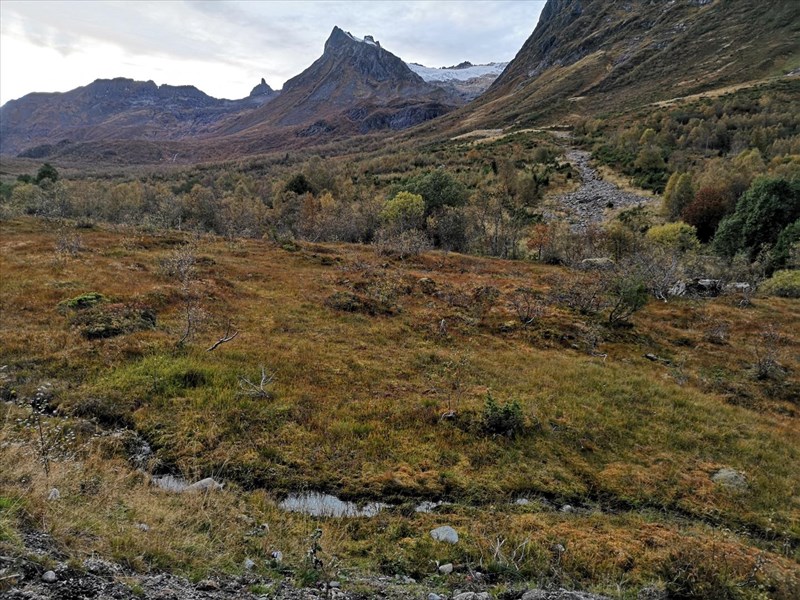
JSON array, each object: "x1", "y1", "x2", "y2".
[
  {"x1": 0, "y1": 26, "x2": 463, "y2": 161},
  {"x1": 0, "y1": 77, "x2": 277, "y2": 157}
]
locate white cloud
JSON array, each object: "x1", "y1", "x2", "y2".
[{"x1": 0, "y1": 0, "x2": 545, "y2": 104}]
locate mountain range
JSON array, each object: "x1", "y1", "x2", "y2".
[
  {"x1": 0, "y1": 26, "x2": 475, "y2": 160},
  {"x1": 1, "y1": 0, "x2": 798, "y2": 164}
]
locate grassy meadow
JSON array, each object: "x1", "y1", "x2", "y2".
[{"x1": 1, "y1": 216, "x2": 798, "y2": 598}]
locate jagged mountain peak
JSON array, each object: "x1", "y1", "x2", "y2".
[
  {"x1": 325, "y1": 26, "x2": 382, "y2": 52},
  {"x1": 249, "y1": 78, "x2": 274, "y2": 97}
]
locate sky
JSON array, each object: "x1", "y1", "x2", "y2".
[{"x1": 0, "y1": 0, "x2": 545, "y2": 105}]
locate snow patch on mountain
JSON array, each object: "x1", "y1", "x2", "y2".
[
  {"x1": 344, "y1": 31, "x2": 380, "y2": 47},
  {"x1": 407, "y1": 62, "x2": 509, "y2": 82}
]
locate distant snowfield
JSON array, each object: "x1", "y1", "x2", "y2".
[{"x1": 407, "y1": 62, "x2": 508, "y2": 82}]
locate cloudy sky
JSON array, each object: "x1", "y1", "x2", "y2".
[{"x1": 0, "y1": 0, "x2": 545, "y2": 105}]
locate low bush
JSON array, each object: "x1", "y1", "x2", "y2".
[
  {"x1": 69, "y1": 303, "x2": 156, "y2": 339},
  {"x1": 759, "y1": 269, "x2": 800, "y2": 298},
  {"x1": 482, "y1": 393, "x2": 525, "y2": 437},
  {"x1": 58, "y1": 292, "x2": 107, "y2": 311}
]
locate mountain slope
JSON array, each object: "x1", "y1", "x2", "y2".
[
  {"x1": 458, "y1": 0, "x2": 800, "y2": 129},
  {"x1": 215, "y1": 27, "x2": 460, "y2": 141},
  {"x1": 0, "y1": 77, "x2": 277, "y2": 157}
]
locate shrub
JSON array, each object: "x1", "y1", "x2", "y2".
[
  {"x1": 374, "y1": 228, "x2": 431, "y2": 259},
  {"x1": 380, "y1": 191, "x2": 425, "y2": 231},
  {"x1": 682, "y1": 186, "x2": 735, "y2": 243},
  {"x1": 549, "y1": 272, "x2": 608, "y2": 316},
  {"x1": 508, "y1": 287, "x2": 545, "y2": 325},
  {"x1": 663, "y1": 172, "x2": 694, "y2": 220},
  {"x1": 402, "y1": 169, "x2": 467, "y2": 217},
  {"x1": 645, "y1": 222, "x2": 700, "y2": 253},
  {"x1": 606, "y1": 271, "x2": 649, "y2": 326},
  {"x1": 714, "y1": 177, "x2": 800, "y2": 262},
  {"x1": 283, "y1": 173, "x2": 314, "y2": 195},
  {"x1": 482, "y1": 394, "x2": 524, "y2": 437},
  {"x1": 69, "y1": 303, "x2": 156, "y2": 339},
  {"x1": 35, "y1": 163, "x2": 59, "y2": 185},
  {"x1": 760, "y1": 270, "x2": 800, "y2": 298},
  {"x1": 769, "y1": 219, "x2": 799, "y2": 271},
  {"x1": 325, "y1": 291, "x2": 368, "y2": 313}
]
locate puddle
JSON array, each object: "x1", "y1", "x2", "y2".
[{"x1": 279, "y1": 492, "x2": 389, "y2": 518}]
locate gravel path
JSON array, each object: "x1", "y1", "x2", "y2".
[{"x1": 552, "y1": 150, "x2": 654, "y2": 230}]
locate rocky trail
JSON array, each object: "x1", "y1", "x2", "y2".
[{"x1": 551, "y1": 150, "x2": 654, "y2": 230}]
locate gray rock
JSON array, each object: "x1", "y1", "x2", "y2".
[
  {"x1": 83, "y1": 557, "x2": 120, "y2": 575},
  {"x1": 454, "y1": 593, "x2": 476, "y2": 600},
  {"x1": 47, "y1": 488, "x2": 60, "y2": 501},
  {"x1": 197, "y1": 579, "x2": 220, "y2": 590},
  {"x1": 137, "y1": 522, "x2": 150, "y2": 532},
  {"x1": 428, "y1": 594, "x2": 444, "y2": 600},
  {"x1": 152, "y1": 475, "x2": 224, "y2": 493},
  {"x1": 560, "y1": 504, "x2": 574, "y2": 513},
  {"x1": 41, "y1": 570, "x2": 57, "y2": 583},
  {"x1": 668, "y1": 281, "x2": 687, "y2": 297},
  {"x1": 329, "y1": 581, "x2": 340, "y2": 588},
  {"x1": 637, "y1": 584, "x2": 668, "y2": 600},
  {"x1": 514, "y1": 497, "x2": 531, "y2": 505},
  {"x1": 522, "y1": 589, "x2": 611, "y2": 599},
  {"x1": 243, "y1": 558, "x2": 256, "y2": 570},
  {"x1": 430, "y1": 525, "x2": 459, "y2": 544},
  {"x1": 711, "y1": 467, "x2": 748, "y2": 490},
  {"x1": 415, "y1": 500, "x2": 445, "y2": 513},
  {"x1": 438, "y1": 562, "x2": 454, "y2": 574},
  {"x1": 580, "y1": 257, "x2": 615, "y2": 270},
  {"x1": 186, "y1": 477, "x2": 224, "y2": 492}
]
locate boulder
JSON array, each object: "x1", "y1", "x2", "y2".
[
  {"x1": 186, "y1": 477, "x2": 224, "y2": 492},
  {"x1": 711, "y1": 467, "x2": 748, "y2": 490},
  {"x1": 430, "y1": 525, "x2": 459, "y2": 544},
  {"x1": 580, "y1": 257, "x2": 615, "y2": 270},
  {"x1": 42, "y1": 570, "x2": 57, "y2": 583}
]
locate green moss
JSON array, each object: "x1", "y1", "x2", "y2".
[{"x1": 58, "y1": 292, "x2": 107, "y2": 311}]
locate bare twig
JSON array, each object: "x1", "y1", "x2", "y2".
[
  {"x1": 207, "y1": 324, "x2": 239, "y2": 352},
  {"x1": 238, "y1": 365, "x2": 275, "y2": 398}
]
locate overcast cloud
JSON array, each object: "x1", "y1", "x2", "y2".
[{"x1": 0, "y1": 0, "x2": 544, "y2": 105}]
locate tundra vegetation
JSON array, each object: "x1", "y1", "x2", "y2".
[{"x1": 0, "y1": 81, "x2": 799, "y2": 599}]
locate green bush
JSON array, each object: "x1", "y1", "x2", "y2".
[
  {"x1": 482, "y1": 393, "x2": 524, "y2": 437},
  {"x1": 645, "y1": 222, "x2": 700, "y2": 253},
  {"x1": 760, "y1": 270, "x2": 800, "y2": 298},
  {"x1": 714, "y1": 177, "x2": 800, "y2": 262}
]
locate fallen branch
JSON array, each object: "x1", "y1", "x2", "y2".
[
  {"x1": 207, "y1": 324, "x2": 239, "y2": 352},
  {"x1": 238, "y1": 365, "x2": 275, "y2": 398}
]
